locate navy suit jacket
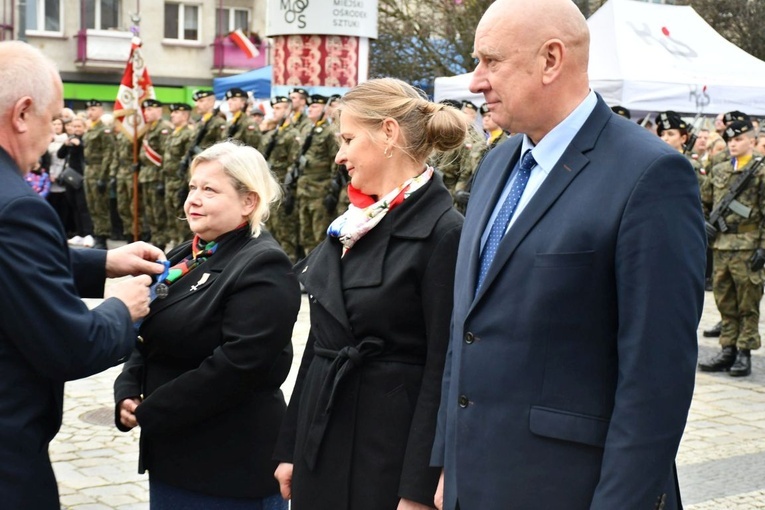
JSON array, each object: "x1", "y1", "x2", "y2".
[
  {"x1": 0, "y1": 147, "x2": 135, "y2": 509},
  {"x1": 432, "y1": 98, "x2": 705, "y2": 510}
]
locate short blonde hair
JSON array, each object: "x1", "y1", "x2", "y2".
[
  {"x1": 190, "y1": 141, "x2": 281, "y2": 237},
  {"x1": 336, "y1": 78, "x2": 468, "y2": 163}
]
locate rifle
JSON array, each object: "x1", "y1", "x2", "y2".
[
  {"x1": 283, "y1": 107, "x2": 327, "y2": 215},
  {"x1": 178, "y1": 106, "x2": 221, "y2": 181},
  {"x1": 706, "y1": 156, "x2": 765, "y2": 242},
  {"x1": 323, "y1": 164, "x2": 348, "y2": 213},
  {"x1": 683, "y1": 113, "x2": 702, "y2": 156},
  {"x1": 262, "y1": 113, "x2": 291, "y2": 161}
]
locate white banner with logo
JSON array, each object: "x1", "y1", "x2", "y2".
[{"x1": 267, "y1": 0, "x2": 378, "y2": 38}]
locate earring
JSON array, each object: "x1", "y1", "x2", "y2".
[{"x1": 384, "y1": 147, "x2": 393, "y2": 159}]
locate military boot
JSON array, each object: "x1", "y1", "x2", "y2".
[
  {"x1": 729, "y1": 349, "x2": 751, "y2": 377},
  {"x1": 703, "y1": 321, "x2": 722, "y2": 338},
  {"x1": 698, "y1": 346, "x2": 737, "y2": 372}
]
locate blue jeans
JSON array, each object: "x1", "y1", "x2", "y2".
[{"x1": 149, "y1": 478, "x2": 288, "y2": 510}]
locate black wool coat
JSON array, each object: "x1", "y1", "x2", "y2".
[
  {"x1": 274, "y1": 173, "x2": 463, "y2": 509},
  {"x1": 114, "y1": 227, "x2": 301, "y2": 499}
]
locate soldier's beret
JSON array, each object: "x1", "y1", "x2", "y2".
[
  {"x1": 479, "y1": 103, "x2": 491, "y2": 116},
  {"x1": 461, "y1": 100, "x2": 478, "y2": 111},
  {"x1": 225, "y1": 88, "x2": 248, "y2": 99},
  {"x1": 655, "y1": 111, "x2": 688, "y2": 135},
  {"x1": 169, "y1": 103, "x2": 192, "y2": 112},
  {"x1": 141, "y1": 99, "x2": 162, "y2": 109},
  {"x1": 328, "y1": 94, "x2": 342, "y2": 105},
  {"x1": 290, "y1": 87, "x2": 309, "y2": 98},
  {"x1": 192, "y1": 90, "x2": 214, "y2": 101},
  {"x1": 270, "y1": 96, "x2": 290, "y2": 106},
  {"x1": 440, "y1": 99, "x2": 462, "y2": 109},
  {"x1": 85, "y1": 99, "x2": 102, "y2": 108},
  {"x1": 724, "y1": 110, "x2": 750, "y2": 124},
  {"x1": 309, "y1": 94, "x2": 329, "y2": 105},
  {"x1": 723, "y1": 120, "x2": 754, "y2": 142},
  {"x1": 610, "y1": 105, "x2": 631, "y2": 119}
]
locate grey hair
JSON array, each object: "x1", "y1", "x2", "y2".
[{"x1": 0, "y1": 41, "x2": 59, "y2": 115}]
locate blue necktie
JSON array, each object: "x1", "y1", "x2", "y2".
[{"x1": 477, "y1": 150, "x2": 536, "y2": 291}]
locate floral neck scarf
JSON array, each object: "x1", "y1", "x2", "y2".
[{"x1": 327, "y1": 166, "x2": 434, "y2": 257}]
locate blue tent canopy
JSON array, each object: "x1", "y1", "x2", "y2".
[{"x1": 213, "y1": 65, "x2": 272, "y2": 99}]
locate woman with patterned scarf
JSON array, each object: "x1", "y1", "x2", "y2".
[
  {"x1": 114, "y1": 141, "x2": 300, "y2": 509},
  {"x1": 274, "y1": 78, "x2": 467, "y2": 510}
]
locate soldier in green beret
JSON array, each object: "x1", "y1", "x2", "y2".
[
  {"x1": 163, "y1": 103, "x2": 195, "y2": 251},
  {"x1": 225, "y1": 88, "x2": 261, "y2": 149},
  {"x1": 139, "y1": 99, "x2": 172, "y2": 247},
  {"x1": 699, "y1": 120, "x2": 765, "y2": 377}
]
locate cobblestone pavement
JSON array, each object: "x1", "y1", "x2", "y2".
[{"x1": 51, "y1": 287, "x2": 765, "y2": 509}]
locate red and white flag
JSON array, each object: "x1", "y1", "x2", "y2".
[
  {"x1": 114, "y1": 37, "x2": 156, "y2": 141},
  {"x1": 229, "y1": 28, "x2": 259, "y2": 59}
]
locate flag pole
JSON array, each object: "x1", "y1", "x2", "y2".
[{"x1": 132, "y1": 111, "x2": 140, "y2": 242}]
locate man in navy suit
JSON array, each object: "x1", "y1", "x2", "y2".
[
  {"x1": 432, "y1": 1, "x2": 706, "y2": 509},
  {"x1": 0, "y1": 41, "x2": 164, "y2": 509}
]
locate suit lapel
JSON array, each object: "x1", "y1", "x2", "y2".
[{"x1": 471, "y1": 98, "x2": 612, "y2": 305}]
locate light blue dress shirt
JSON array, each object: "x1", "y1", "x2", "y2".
[{"x1": 480, "y1": 90, "x2": 598, "y2": 253}]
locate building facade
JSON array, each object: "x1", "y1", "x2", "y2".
[{"x1": 0, "y1": 0, "x2": 269, "y2": 110}]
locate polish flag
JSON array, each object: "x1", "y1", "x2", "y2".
[
  {"x1": 113, "y1": 37, "x2": 156, "y2": 142},
  {"x1": 229, "y1": 28, "x2": 259, "y2": 59}
]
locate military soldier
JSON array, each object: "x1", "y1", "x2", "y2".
[
  {"x1": 699, "y1": 120, "x2": 765, "y2": 377},
  {"x1": 110, "y1": 122, "x2": 136, "y2": 241},
  {"x1": 139, "y1": 99, "x2": 172, "y2": 247},
  {"x1": 82, "y1": 99, "x2": 114, "y2": 249},
  {"x1": 293, "y1": 94, "x2": 339, "y2": 255},
  {"x1": 656, "y1": 111, "x2": 705, "y2": 188},
  {"x1": 288, "y1": 87, "x2": 312, "y2": 133},
  {"x1": 453, "y1": 103, "x2": 499, "y2": 214},
  {"x1": 225, "y1": 87, "x2": 261, "y2": 149},
  {"x1": 191, "y1": 89, "x2": 226, "y2": 151},
  {"x1": 163, "y1": 103, "x2": 195, "y2": 251},
  {"x1": 461, "y1": 100, "x2": 479, "y2": 126},
  {"x1": 260, "y1": 96, "x2": 302, "y2": 261}
]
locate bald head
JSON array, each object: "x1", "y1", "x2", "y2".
[{"x1": 470, "y1": 0, "x2": 590, "y2": 142}]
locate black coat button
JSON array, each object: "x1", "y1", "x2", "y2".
[
  {"x1": 458, "y1": 395, "x2": 469, "y2": 408},
  {"x1": 465, "y1": 332, "x2": 474, "y2": 344}
]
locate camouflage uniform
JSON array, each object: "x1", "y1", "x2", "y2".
[
  {"x1": 139, "y1": 119, "x2": 172, "y2": 246},
  {"x1": 701, "y1": 155, "x2": 765, "y2": 351},
  {"x1": 454, "y1": 126, "x2": 492, "y2": 215},
  {"x1": 260, "y1": 123, "x2": 301, "y2": 262},
  {"x1": 111, "y1": 131, "x2": 136, "y2": 240},
  {"x1": 82, "y1": 120, "x2": 114, "y2": 240},
  {"x1": 163, "y1": 124, "x2": 194, "y2": 244},
  {"x1": 226, "y1": 112, "x2": 261, "y2": 149},
  {"x1": 686, "y1": 153, "x2": 706, "y2": 190},
  {"x1": 195, "y1": 112, "x2": 227, "y2": 152},
  {"x1": 296, "y1": 119, "x2": 338, "y2": 254}
]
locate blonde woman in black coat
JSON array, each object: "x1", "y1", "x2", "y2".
[
  {"x1": 274, "y1": 78, "x2": 467, "y2": 510},
  {"x1": 115, "y1": 141, "x2": 300, "y2": 509}
]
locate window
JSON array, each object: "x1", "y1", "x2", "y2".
[
  {"x1": 26, "y1": 0, "x2": 62, "y2": 33},
  {"x1": 84, "y1": 0, "x2": 120, "y2": 30},
  {"x1": 165, "y1": 3, "x2": 200, "y2": 41},
  {"x1": 215, "y1": 7, "x2": 250, "y2": 35}
]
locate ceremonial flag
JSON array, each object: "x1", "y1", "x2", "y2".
[
  {"x1": 114, "y1": 37, "x2": 156, "y2": 141},
  {"x1": 229, "y1": 28, "x2": 259, "y2": 59}
]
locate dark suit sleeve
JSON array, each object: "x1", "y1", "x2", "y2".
[
  {"x1": 134, "y1": 248, "x2": 301, "y2": 435},
  {"x1": 70, "y1": 248, "x2": 107, "y2": 298},
  {"x1": 591, "y1": 153, "x2": 705, "y2": 507},
  {"x1": 0, "y1": 195, "x2": 135, "y2": 381},
  {"x1": 399, "y1": 222, "x2": 461, "y2": 504}
]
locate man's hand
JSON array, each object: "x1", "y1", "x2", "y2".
[
  {"x1": 274, "y1": 462, "x2": 293, "y2": 500},
  {"x1": 118, "y1": 397, "x2": 142, "y2": 429},
  {"x1": 105, "y1": 242, "x2": 166, "y2": 278},
  {"x1": 434, "y1": 469, "x2": 444, "y2": 510},
  {"x1": 104, "y1": 275, "x2": 152, "y2": 321}
]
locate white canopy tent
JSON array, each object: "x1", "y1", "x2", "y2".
[{"x1": 435, "y1": 0, "x2": 765, "y2": 116}]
